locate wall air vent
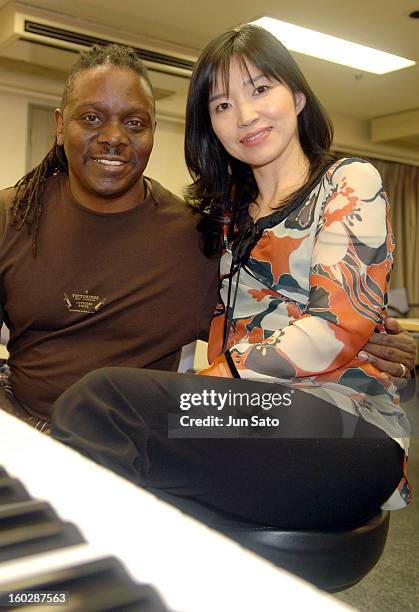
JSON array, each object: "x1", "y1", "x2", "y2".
[
  {"x1": 0, "y1": 3, "x2": 194, "y2": 119},
  {"x1": 23, "y1": 20, "x2": 195, "y2": 73}
]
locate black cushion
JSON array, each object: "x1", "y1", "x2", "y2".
[
  {"x1": 154, "y1": 491, "x2": 390, "y2": 592},
  {"x1": 218, "y1": 510, "x2": 390, "y2": 592}
]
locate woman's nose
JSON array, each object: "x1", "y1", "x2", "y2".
[{"x1": 237, "y1": 101, "x2": 258, "y2": 127}]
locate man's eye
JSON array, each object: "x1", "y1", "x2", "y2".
[
  {"x1": 83, "y1": 115, "x2": 100, "y2": 123},
  {"x1": 126, "y1": 119, "x2": 143, "y2": 128}
]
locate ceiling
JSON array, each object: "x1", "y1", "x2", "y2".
[{"x1": 0, "y1": 0, "x2": 419, "y2": 152}]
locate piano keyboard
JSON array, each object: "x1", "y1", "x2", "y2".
[{"x1": 0, "y1": 411, "x2": 351, "y2": 611}]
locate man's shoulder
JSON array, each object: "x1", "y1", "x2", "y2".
[
  {"x1": 0, "y1": 186, "x2": 17, "y2": 237},
  {"x1": 0, "y1": 174, "x2": 64, "y2": 237},
  {"x1": 148, "y1": 177, "x2": 185, "y2": 207},
  {"x1": 148, "y1": 177, "x2": 200, "y2": 222},
  {"x1": 0, "y1": 173, "x2": 63, "y2": 208},
  {"x1": 0, "y1": 186, "x2": 16, "y2": 211}
]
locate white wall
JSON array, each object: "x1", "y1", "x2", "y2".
[
  {"x1": 331, "y1": 111, "x2": 419, "y2": 166},
  {"x1": 0, "y1": 91, "x2": 29, "y2": 189},
  {"x1": 0, "y1": 61, "x2": 63, "y2": 189},
  {"x1": 146, "y1": 117, "x2": 190, "y2": 197}
]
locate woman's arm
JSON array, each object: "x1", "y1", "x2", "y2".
[{"x1": 223, "y1": 160, "x2": 395, "y2": 380}]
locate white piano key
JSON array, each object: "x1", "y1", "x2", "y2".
[
  {"x1": 0, "y1": 411, "x2": 353, "y2": 611},
  {"x1": 0, "y1": 543, "x2": 106, "y2": 584}
]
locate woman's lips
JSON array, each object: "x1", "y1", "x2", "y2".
[{"x1": 240, "y1": 127, "x2": 272, "y2": 147}]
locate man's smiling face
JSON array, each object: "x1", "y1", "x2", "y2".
[{"x1": 55, "y1": 64, "x2": 156, "y2": 211}]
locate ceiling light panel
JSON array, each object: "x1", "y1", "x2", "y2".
[{"x1": 251, "y1": 17, "x2": 415, "y2": 74}]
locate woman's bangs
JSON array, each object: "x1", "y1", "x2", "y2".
[
  {"x1": 245, "y1": 47, "x2": 289, "y2": 87},
  {"x1": 208, "y1": 55, "x2": 232, "y2": 101}
]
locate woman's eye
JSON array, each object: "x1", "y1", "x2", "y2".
[
  {"x1": 215, "y1": 102, "x2": 230, "y2": 113},
  {"x1": 253, "y1": 85, "x2": 269, "y2": 96}
]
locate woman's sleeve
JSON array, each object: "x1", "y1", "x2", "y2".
[{"x1": 228, "y1": 160, "x2": 395, "y2": 380}]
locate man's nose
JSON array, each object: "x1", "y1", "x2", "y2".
[{"x1": 97, "y1": 120, "x2": 128, "y2": 146}]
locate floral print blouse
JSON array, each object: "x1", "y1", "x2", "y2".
[{"x1": 208, "y1": 158, "x2": 411, "y2": 509}]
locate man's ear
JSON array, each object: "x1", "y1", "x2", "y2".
[
  {"x1": 54, "y1": 109, "x2": 64, "y2": 145},
  {"x1": 294, "y1": 92, "x2": 306, "y2": 115}
]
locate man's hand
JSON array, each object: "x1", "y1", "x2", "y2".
[{"x1": 358, "y1": 317, "x2": 417, "y2": 387}]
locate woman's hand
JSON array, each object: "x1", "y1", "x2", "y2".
[
  {"x1": 358, "y1": 317, "x2": 417, "y2": 387},
  {"x1": 196, "y1": 355, "x2": 234, "y2": 378}
]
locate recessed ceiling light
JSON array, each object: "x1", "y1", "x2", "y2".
[{"x1": 250, "y1": 17, "x2": 415, "y2": 75}]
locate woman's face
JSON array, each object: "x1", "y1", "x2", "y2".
[{"x1": 208, "y1": 57, "x2": 306, "y2": 174}]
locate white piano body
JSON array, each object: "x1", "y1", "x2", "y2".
[{"x1": 0, "y1": 411, "x2": 352, "y2": 611}]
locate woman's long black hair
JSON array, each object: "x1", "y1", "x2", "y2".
[{"x1": 185, "y1": 25, "x2": 337, "y2": 257}]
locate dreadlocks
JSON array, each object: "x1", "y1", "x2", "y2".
[{"x1": 11, "y1": 43, "x2": 153, "y2": 256}]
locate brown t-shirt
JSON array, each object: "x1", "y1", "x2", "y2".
[{"x1": 0, "y1": 174, "x2": 218, "y2": 419}]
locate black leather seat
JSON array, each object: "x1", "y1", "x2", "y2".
[{"x1": 156, "y1": 492, "x2": 390, "y2": 592}]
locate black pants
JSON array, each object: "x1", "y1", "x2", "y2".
[{"x1": 51, "y1": 367, "x2": 404, "y2": 529}]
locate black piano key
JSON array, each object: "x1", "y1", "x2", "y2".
[
  {"x1": 0, "y1": 500, "x2": 58, "y2": 532},
  {"x1": 0, "y1": 520, "x2": 85, "y2": 563},
  {"x1": 0, "y1": 477, "x2": 31, "y2": 506},
  {"x1": 0, "y1": 468, "x2": 168, "y2": 610},
  {"x1": 67, "y1": 582, "x2": 169, "y2": 611},
  {"x1": 0, "y1": 557, "x2": 169, "y2": 611}
]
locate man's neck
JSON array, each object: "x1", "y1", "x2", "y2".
[{"x1": 67, "y1": 176, "x2": 146, "y2": 213}]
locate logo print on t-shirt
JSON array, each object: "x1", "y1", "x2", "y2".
[{"x1": 64, "y1": 291, "x2": 107, "y2": 314}]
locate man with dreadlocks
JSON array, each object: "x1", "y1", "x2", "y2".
[
  {"x1": 0, "y1": 44, "x2": 415, "y2": 432},
  {"x1": 0, "y1": 44, "x2": 218, "y2": 431}
]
